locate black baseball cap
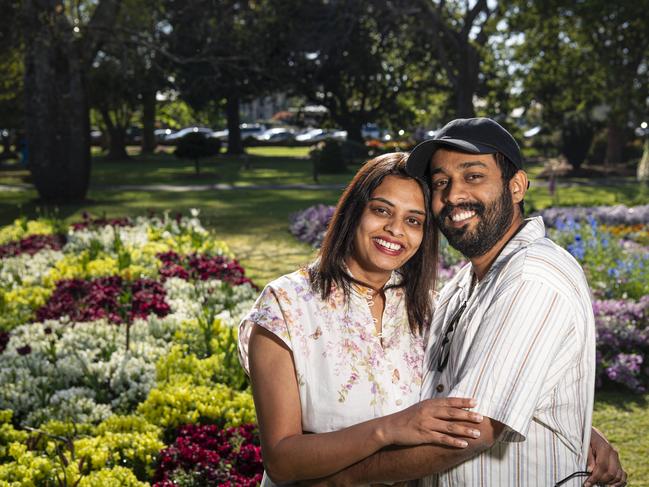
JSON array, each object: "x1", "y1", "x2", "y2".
[{"x1": 406, "y1": 117, "x2": 523, "y2": 179}]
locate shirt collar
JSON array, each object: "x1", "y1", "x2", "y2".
[{"x1": 343, "y1": 262, "x2": 403, "y2": 295}]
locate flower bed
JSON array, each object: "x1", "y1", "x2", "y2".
[
  {"x1": 290, "y1": 203, "x2": 649, "y2": 393},
  {"x1": 0, "y1": 212, "x2": 260, "y2": 485}
]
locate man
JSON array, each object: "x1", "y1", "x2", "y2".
[{"x1": 314, "y1": 118, "x2": 626, "y2": 486}]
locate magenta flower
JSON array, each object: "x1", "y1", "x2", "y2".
[
  {"x1": 152, "y1": 423, "x2": 263, "y2": 486},
  {"x1": 0, "y1": 234, "x2": 66, "y2": 259},
  {"x1": 35, "y1": 276, "x2": 170, "y2": 324},
  {"x1": 158, "y1": 251, "x2": 255, "y2": 288}
]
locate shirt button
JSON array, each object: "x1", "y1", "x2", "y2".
[
  {"x1": 436, "y1": 384, "x2": 445, "y2": 393},
  {"x1": 396, "y1": 399, "x2": 403, "y2": 406}
]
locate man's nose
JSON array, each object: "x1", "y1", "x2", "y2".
[{"x1": 443, "y1": 180, "x2": 469, "y2": 205}]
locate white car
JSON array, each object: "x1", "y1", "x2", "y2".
[
  {"x1": 295, "y1": 128, "x2": 347, "y2": 144},
  {"x1": 211, "y1": 124, "x2": 267, "y2": 142},
  {"x1": 254, "y1": 127, "x2": 296, "y2": 143}
]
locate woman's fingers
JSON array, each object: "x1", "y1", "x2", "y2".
[
  {"x1": 434, "y1": 397, "x2": 477, "y2": 409},
  {"x1": 429, "y1": 432, "x2": 470, "y2": 448}
]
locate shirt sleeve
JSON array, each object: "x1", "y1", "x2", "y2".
[
  {"x1": 448, "y1": 279, "x2": 577, "y2": 442},
  {"x1": 237, "y1": 284, "x2": 293, "y2": 375}
]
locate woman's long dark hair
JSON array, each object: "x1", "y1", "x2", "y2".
[{"x1": 309, "y1": 152, "x2": 438, "y2": 335}]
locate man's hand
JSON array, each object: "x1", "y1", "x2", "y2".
[{"x1": 584, "y1": 427, "x2": 627, "y2": 487}]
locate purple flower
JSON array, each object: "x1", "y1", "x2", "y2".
[{"x1": 289, "y1": 204, "x2": 335, "y2": 248}]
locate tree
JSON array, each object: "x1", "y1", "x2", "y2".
[
  {"x1": 407, "y1": 0, "x2": 500, "y2": 119},
  {"x1": 0, "y1": 1, "x2": 24, "y2": 157},
  {"x1": 162, "y1": 0, "x2": 287, "y2": 154},
  {"x1": 22, "y1": 0, "x2": 121, "y2": 201},
  {"x1": 285, "y1": 0, "x2": 432, "y2": 142},
  {"x1": 509, "y1": 1, "x2": 649, "y2": 165},
  {"x1": 87, "y1": 0, "x2": 170, "y2": 159}
]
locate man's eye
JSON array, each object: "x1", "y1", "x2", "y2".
[{"x1": 467, "y1": 174, "x2": 484, "y2": 181}]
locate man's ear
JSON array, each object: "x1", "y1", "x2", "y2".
[{"x1": 510, "y1": 170, "x2": 528, "y2": 204}]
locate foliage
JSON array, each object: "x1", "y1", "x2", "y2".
[
  {"x1": 174, "y1": 133, "x2": 223, "y2": 174},
  {"x1": 560, "y1": 111, "x2": 595, "y2": 169},
  {"x1": 285, "y1": 0, "x2": 431, "y2": 140},
  {"x1": 509, "y1": 1, "x2": 649, "y2": 163},
  {"x1": 309, "y1": 140, "x2": 347, "y2": 175},
  {"x1": 137, "y1": 383, "x2": 255, "y2": 435}
]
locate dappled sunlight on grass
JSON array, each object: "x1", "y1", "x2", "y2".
[{"x1": 594, "y1": 392, "x2": 649, "y2": 486}]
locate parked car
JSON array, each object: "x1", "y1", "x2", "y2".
[
  {"x1": 164, "y1": 127, "x2": 214, "y2": 144},
  {"x1": 90, "y1": 127, "x2": 104, "y2": 146},
  {"x1": 295, "y1": 128, "x2": 347, "y2": 145},
  {"x1": 253, "y1": 127, "x2": 296, "y2": 144},
  {"x1": 211, "y1": 124, "x2": 267, "y2": 143},
  {"x1": 154, "y1": 128, "x2": 174, "y2": 143}
]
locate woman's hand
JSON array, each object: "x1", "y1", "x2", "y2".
[
  {"x1": 584, "y1": 427, "x2": 627, "y2": 487},
  {"x1": 378, "y1": 397, "x2": 483, "y2": 448}
]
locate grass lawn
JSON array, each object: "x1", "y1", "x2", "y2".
[{"x1": 1, "y1": 146, "x2": 649, "y2": 483}]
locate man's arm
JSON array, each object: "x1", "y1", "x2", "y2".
[{"x1": 317, "y1": 418, "x2": 505, "y2": 486}]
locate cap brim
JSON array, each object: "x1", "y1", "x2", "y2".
[{"x1": 406, "y1": 138, "x2": 497, "y2": 178}]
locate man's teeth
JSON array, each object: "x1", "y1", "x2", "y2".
[
  {"x1": 375, "y1": 238, "x2": 402, "y2": 251},
  {"x1": 451, "y1": 211, "x2": 475, "y2": 222}
]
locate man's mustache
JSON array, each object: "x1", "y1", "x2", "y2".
[{"x1": 439, "y1": 202, "x2": 485, "y2": 221}]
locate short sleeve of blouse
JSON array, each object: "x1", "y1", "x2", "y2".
[{"x1": 237, "y1": 283, "x2": 293, "y2": 375}]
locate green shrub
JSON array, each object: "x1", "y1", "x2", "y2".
[{"x1": 174, "y1": 133, "x2": 222, "y2": 174}]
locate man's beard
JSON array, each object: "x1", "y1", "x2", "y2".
[{"x1": 436, "y1": 184, "x2": 515, "y2": 258}]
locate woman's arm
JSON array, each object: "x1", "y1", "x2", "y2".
[{"x1": 249, "y1": 324, "x2": 483, "y2": 484}]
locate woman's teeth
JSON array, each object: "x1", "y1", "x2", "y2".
[
  {"x1": 374, "y1": 238, "x2": 402, "y2": 251},
  {"x1": 451, "y1": 211, "x2": 475, "y2": 223}
]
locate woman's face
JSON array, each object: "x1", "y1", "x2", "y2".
[{"x1": 348, "y1": 175, "x2": 426, "y2": 282}]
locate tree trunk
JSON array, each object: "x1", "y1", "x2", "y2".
[
  {"x1": 106, "y1": 128, "x2": 129, "y2": 160},
  {"x1": 23, "y1": 0, "x2": 91, "y2": 202},
  {"x1": 342, "y1": 122, "x2": 363, "y2": 144},
  {"x1": 638, "y1": 138, "x2": 649, "y2": 183},
  {"x1": 141, "y1": 88, "x2": 156, "y2": 154},
  {"x1": 605, "y1": 121, "x2": 625, "y2": 166},
  {"x1": 101, "y1": 109, "x2": 129, "y2": 160},
  {"x1": 453, "y1": 46, "x2": 479, "y2": 118},
  {"x1": 454, "y1": 83, "x2": 477, "y2": 119},
  {"x1": 226, "y1": 94, "x2": 244, "y2": 155}
]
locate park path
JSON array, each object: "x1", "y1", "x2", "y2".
[{"x1": 0, "y1": 177, "x2": 638, "y2": 193}]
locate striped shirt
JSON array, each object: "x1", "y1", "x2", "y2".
[{"x1": 420, "y1": 216, "x2": 596, "y2": 487}]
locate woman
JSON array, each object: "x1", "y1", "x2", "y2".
[
  {"x1": 238, "y1": 153, "x2": 626, "y2": 486},
  {"x1": 239, "y1": 152, "x2": 482, "y2": 485}
]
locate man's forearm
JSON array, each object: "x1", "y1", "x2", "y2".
[
  {"x1": 329, "y1": 441, "x2": 481, "y2": 485},
  {"x1": 325, "y1": 419, "x2": 504, "y2": 486}
]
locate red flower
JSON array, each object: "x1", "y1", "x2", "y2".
[
  {"x1": 0, "y1": 234, "x2": 66, "y2": 258},
  {"x1": 0, "y1": 331, "x2": 9, "y2": 354},
  {"x1": 152, "y1": 423, "x2": 263, "y2": 486}
]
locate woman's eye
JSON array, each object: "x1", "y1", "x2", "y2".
[
  {"x1": 432, "y1": 179, "x2": 447, "y2": 189},
  {"x1": 407, "y1": 217, "x2": 422, "y2": 226},
  {"x1": 372, "y1": 207, "x2": 389, "y2": 216}
]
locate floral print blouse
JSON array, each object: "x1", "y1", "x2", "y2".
[{"x1": 238, "y1": 266, "x2": 425, "y2": 434}]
